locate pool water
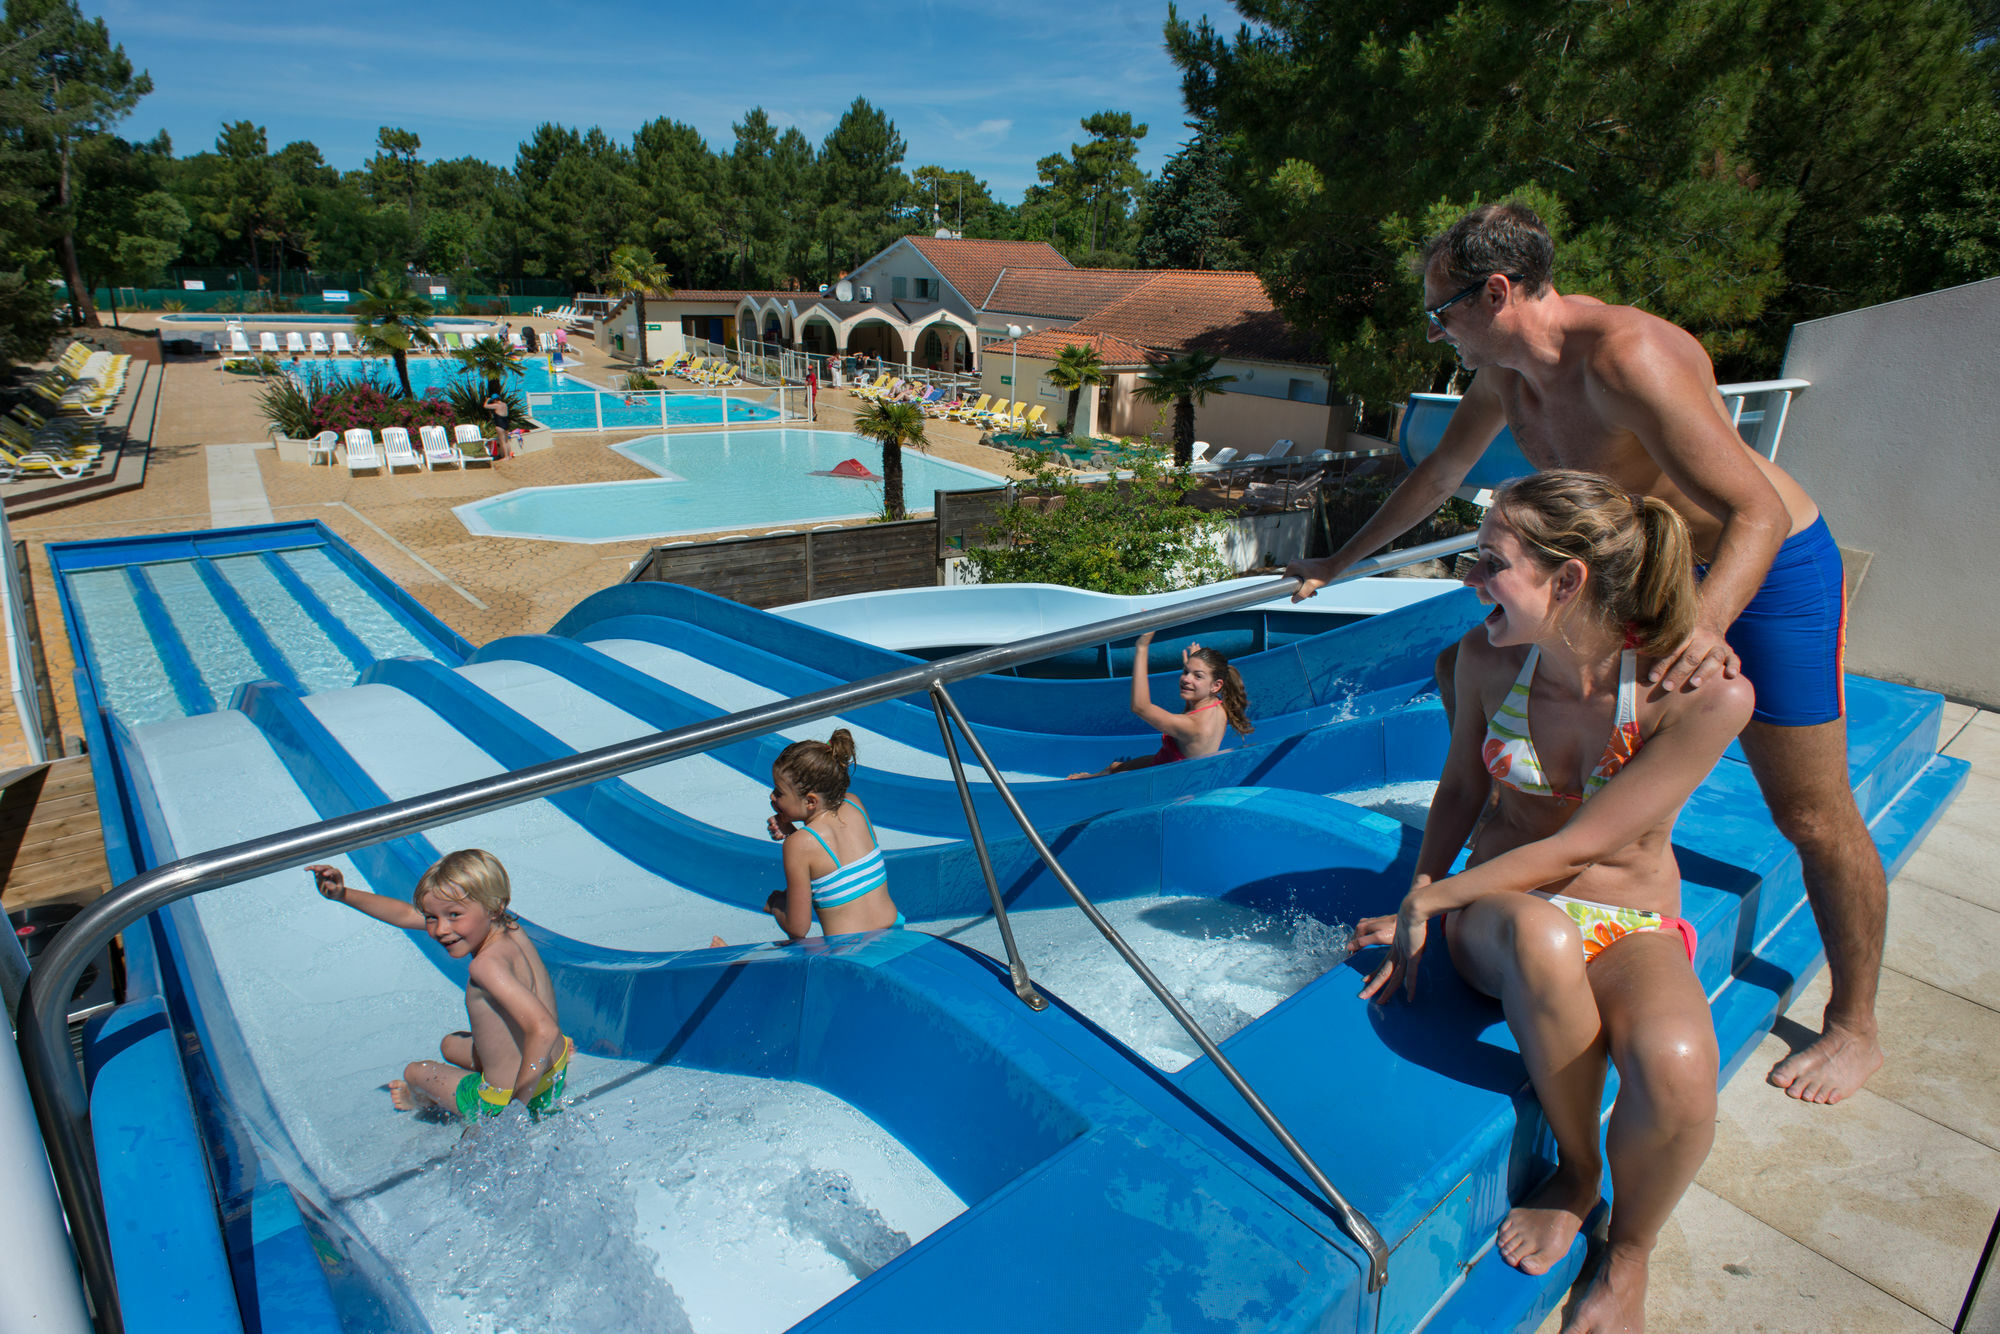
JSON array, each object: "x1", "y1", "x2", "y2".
[
  {"x1": 352, "y1": 1065, "x2": 964, "y2": 1334},
  {"x1": 453, "y1": 429, "x2": 1005, "y2": 543},
  {"x1": 64, "y1": 547, "x2": 453, "y2": 725},
  {"x1": 304, "y1": 357, "x2": 781, "y2": 432},
  {"x1": 945, "y1": 895, "x2": 1351, "y2": 1072}
]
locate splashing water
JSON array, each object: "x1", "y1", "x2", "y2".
[
  {"x1": 782, "y1": 1168, "x2": 912, "y2": 1278},
  {"x1": 1328, "y1": 779, "x2": 1440, "y2": 828},
  {"x1": 344, "y1": 1061, "x2": 963, "y2": 1333},
  {"x1": 951, "y1": 896, "x2": 1351, "y2": 1072}
]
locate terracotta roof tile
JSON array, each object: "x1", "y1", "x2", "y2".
[
  {"x1": 981, "y1": 267, "x2": 1156, "y2": 320},
  {"x1": 903, "y1": 236, "x2": 1072, "y2": 304},
  {"x1": 979, "y1": 329, "x2": 1155, "y2": 367},
  {"x1": 1069, "y1": 271, "x2": 1325, "y2": 365},
  {"x1": 653, "y1": 289, "x2": 807, "y2": 302}
]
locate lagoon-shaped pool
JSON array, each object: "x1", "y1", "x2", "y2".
[{"x1": 453, "y1": 429, "x2": 1006, "y2": 543}]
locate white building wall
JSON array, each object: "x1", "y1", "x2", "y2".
[{"x1": 1778, "y1": 276, "x2": 2000, "y2": 706}]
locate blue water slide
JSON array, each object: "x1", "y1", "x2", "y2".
[
  {"x1": 470, "y1": 630, "x2": 1449, "y2": 837},
  {"x1": 1399, "y1": 392, "x2": 1538, "y2": 488},
  {"x1": 550, "y1": 579, "x2": 1491, "y2": 736}
]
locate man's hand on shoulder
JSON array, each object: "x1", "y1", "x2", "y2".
[{"x1": 1649, "y1": 622, "x2": 1740, "y2": 693}]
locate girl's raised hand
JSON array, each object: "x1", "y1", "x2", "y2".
[
  {"x1": 1134, "y1": 630, "x2": 1155, "y2": 650},
  {"x1": 306, "y1": 864, "x2": 347, "y2": 900},
  {"x1": 766, "y1": 813, "x2": 796, "y2": 841}
]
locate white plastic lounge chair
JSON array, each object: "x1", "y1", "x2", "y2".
[
  {"x1": 379, "y1": 427, "x2": 422, "y2": 473},
  {"x1": 285, "y1": 332, "x2": 307, "y2": 355},
  {"x1": 342, "y1": 429, "x2": 382, "y2": 475},
  {"x1": 509, "y1": 331, "x2": 527, "y2": 350},
  {"x1": 1193, "y1": 441, "x2": 1216, "y2": 461},
  {"x1": 259, "y1": 332, "x2": 280, "y2": 354},
  {"x1": 1207, "y1": 447, "x2": 1240, "y2": 467},
  {"x1": 307, "y1": 431, "x2": 339, "y2": 467},
  {"x1": 230, "y1": 330, "x2": 252, "y2": 355},
  {"x1": 308, "y1": 332, "x2": 330, "y2": 355},
  {"x1": 332, "y1": 332, "x2": 354, "y2": 355},
  {"x1": 199, "y1": 332, "x2": 220, "y2": 356},
  {"x1": 453, "y1": 422, "x2": 495, "y2": 467},
  {"x1": 418, "y1": 425, "x2": 460, "y2": 470}
]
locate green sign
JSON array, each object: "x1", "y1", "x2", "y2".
[
  {"x1": 646, "y1": 323, "x2": 663, "y2": 331},
  {"x1": 999, "y1": 375, "x2": 1012, "y2": 385}
]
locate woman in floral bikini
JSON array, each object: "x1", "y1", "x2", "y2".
[{"x1": 1351, "y1": 470, "x2": 1754, "y2": 1334}]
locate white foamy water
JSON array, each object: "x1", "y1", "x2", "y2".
[
  {"x1": 1329, "y1": 779, "x2": 1439, "y2": 828},
  {"x1": 946, "y1": 896, "x2": 1350, "y2": 1071},
  {"x1": 349, "y1": 1061, "x2": 965, "y2": 1334}
]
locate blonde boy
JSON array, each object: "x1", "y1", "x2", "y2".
[{"x1": 309, "y1": 850, "x2": 571, "y2": 1122}]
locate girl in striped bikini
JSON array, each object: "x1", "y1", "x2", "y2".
[{"x1": 762, "y1": 729, "x2": 901, "y2": 940}]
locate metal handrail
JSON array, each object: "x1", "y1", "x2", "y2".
[
  {"x1": 928, "y1": 683, "x2": 1392, "y2": 1290},
  {"x1": 21, "y1": 531, "x2": 1474, "y2": 1328}
]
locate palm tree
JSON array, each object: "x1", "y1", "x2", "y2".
[
  {"x1": 350, "y1": 279, "x2": 439, "y2": 398},
  {"x1": 852, "y1": 399, "x2": 929, "y2": 521},
  {"x1": 602, "y1": 244, "x2": 674, "y2": 368},
  {"x1": 1135, "y1": 351, "x2": 1238, "y2": 467},
  {"x1": 1046, "y1": 342, "x2": 1108, "y2": 436},
  {"x1": 452, "y1": 335, "x2": 524, "y2": 397}
]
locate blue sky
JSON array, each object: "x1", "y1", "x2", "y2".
[{"x1": 84, "y1": 0, "x2": 1243, "y2": 202}]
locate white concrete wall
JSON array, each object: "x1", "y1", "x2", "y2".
[{"x1": 1779, "y1": 275, "x2": 2000, "y2": 706}]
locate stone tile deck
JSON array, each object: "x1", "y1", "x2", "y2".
[{"x1": 7, "y1": 328, "x2": 1996, "y2": 1331}]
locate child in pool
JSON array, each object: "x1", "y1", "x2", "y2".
[
  {"x1": 1068, "y1": 632, "x2": 1254, "y2": 779},
  {"x1": 308, "y1": 850, "x2": 571, "y2": 1123},
  {"x1": 760, "y1": 729, "x2": 901, "y2": 940}
]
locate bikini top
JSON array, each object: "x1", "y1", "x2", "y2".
[
  {"x1": 801, "y1": 797, "x2": 888, "y2": 909},
  {"x1": 1156, "y1": 700, "x2": 1223, "y2": 763},
  {"x1": 1482, "y1": 647, "x2": 1644, "y2": 803}
]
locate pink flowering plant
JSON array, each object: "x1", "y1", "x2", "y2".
[{"x1": 259, "y1": 365, "x2": 497, "y2": 440}]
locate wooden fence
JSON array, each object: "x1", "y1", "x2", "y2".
[{"x1": 628, "y1": 486, "x2": 1012, "y2": 608}]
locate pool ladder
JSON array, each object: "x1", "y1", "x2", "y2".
[{"x1": 18, "y1": 533, "x2": 1473, "y2": 1331}]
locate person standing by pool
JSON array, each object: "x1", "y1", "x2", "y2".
[
  {"x1": 1352, "y1": 470, "x2": 1751, "y2": 1334},
  {"x1": 805, "y1": 364, "x2": 818, "y2": 421},
  {"x1": 484, "y1": 386, "x2": 510, "y2": 461},
  {"x1": 1286, "y1": 201, "x2": 1885, "y2": 1105}
]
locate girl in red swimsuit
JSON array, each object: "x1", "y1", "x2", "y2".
[{"x1": 1067, "y1": 631, "x2": 1254, "y2": 779}]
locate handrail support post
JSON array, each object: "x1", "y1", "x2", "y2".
[{"x1": 928, "y1": 686, "x2": 1045, "y2": 1011}]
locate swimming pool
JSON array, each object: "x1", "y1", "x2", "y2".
[
  {"x1": 453, "y1": 429, "x2": 1005, "y2": 543},
  {"x1": 305, "y1": 357, "x2": 782, "y2": 431}
]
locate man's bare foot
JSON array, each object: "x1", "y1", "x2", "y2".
[
  {"x1": 1562, "y1": 1239, "x2": 1649, "y2": 1333},
  {"x1": 1767, "y1": 1021, "x2": 1883, "y2": 1104},
  {"x1": 388, "y1": 1080, "x2": 418, "y2": 1111},
  {"x1": 1498, "y1": 1164, "x2": 1600, "y2": 1276}
]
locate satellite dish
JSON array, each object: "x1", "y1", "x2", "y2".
[{"x1": 835, "y1": 280, "x2": 853, "y2": 302}]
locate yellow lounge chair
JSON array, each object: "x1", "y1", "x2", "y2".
[
  {"x1": 1, "y1": 419, "x2": 97, "y2": 459},
  {"x1": 0, "y1": 443, "x2": 89, "y2": 479},
  {"x1": 1020, "y1": 405, "x2": 1049, "y2": 434},
  {"x1": 949, "y1": 394, "x2": 992, "y2": 422}
]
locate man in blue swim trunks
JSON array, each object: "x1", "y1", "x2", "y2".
[{"x1": 1287, "y1": 202, "x2": 1884, "y2": 1106}]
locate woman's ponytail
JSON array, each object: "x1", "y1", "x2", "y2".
[{"x1": 1630, "y1": 496, "x2": 1699, "y2": 658}]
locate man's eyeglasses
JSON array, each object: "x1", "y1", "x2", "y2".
[{"x1": 1426, "y1": 273, "x2": 1525, "y2": 331}]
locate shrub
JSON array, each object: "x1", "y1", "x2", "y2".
[
  {"x1": 160, "y1": 298, "x2": 187, "y2": 312},
  {"x1": 259, "y1": 363, "x2": 467, "y2": 438},
  {"x1": 966, "y1": 447, "x2": 1233, "y2": 594},
  {"x1": 623, "y1": 371, "x2": 658, "y2": 391}
]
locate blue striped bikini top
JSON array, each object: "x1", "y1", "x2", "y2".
[{"x1": 802, "y1": 797, "x2": 889, "y2": 909}]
